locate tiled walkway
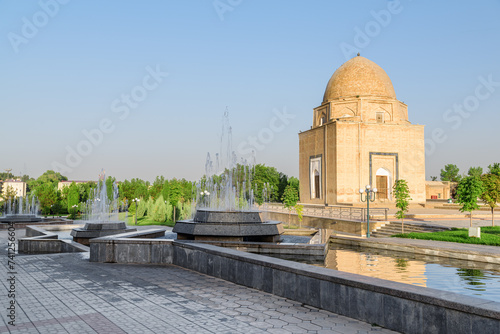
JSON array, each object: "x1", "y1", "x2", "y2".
[{"x1": 0, "y1": 250, "x2": 399, "y2": 334}]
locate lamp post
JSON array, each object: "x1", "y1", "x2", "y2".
[
  {"x1": 359, "y1": 184, "x2": 377, "y2": 238},
  {"x1": 132, "y1": 198, "x2": 140, "y2": 225},
  {"x1": 200, "y1": 190, "x2": 210, "y2": 207}
]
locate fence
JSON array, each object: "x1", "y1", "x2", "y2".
[{"x1": 261, "y1": 204, "x2": 388, "y2": 222}]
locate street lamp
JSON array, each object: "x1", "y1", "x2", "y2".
[
  {"x1": 359, "y1": 185, "x2": 377, "y2": 238},
  {"x1": 200, "y1": 190, "x2": 210, "y2": 207},
  {"x1": 132, "y1": 198, "x2": 140, "y2": 225}
]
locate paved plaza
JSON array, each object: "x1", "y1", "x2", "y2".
[
  {"x1": 1, "y1": 230, "x2": 399, "y2": 334},
  {"x1": 2, "y1": 210, "x2": 496, "y2": 333}
]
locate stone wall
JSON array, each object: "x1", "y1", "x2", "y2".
[{"x1": 265, "y1": 211, "x2": 385, "y2": 237}]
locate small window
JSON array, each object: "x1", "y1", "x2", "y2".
[
  {"x1": 438, "y1": 193, "x2": 441, "y2": 199},
  {"x1": 376, "y1": 112, "x2": 384, "y2": 123}
]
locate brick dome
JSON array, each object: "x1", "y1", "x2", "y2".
[{"x1": 323, "y1": 56, "x2": 396, "y2": 102}]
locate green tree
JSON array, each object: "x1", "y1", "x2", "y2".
[
  {"x1": 118, "y1": 178, "x2": 149, "y2": 203},
  {"x1": 149, "y1": 176, "x2": 165, "y2": 200},
  {"x1": 278, "y1": 173, "x2": 288, "y2": 202},
  {"x1": 253, "y1": 164, "x2": 280, "y2": 204},
  {"x1": 295, "y1": 204, "x2": 304, "y2": 226},
  {"x1": 456, "y1": 176, "x2": 485, "y2": 227},
  {"x1": 488, "y1": 163, "x2": 500, "y2": 176},
  {"x1": 37, "y1": 183, "x2": 58, "y2": 216},
  {"x1": 288, "y1": 176, "x2": 300, "y2": 193},
  {"x1": 137, "y1": 198, "x2": 147, "y2": 218},
  {"x1": 151, "y1": 195, "x2": 167, "y2": 222},
  {"x1": 0, "y1": 172, "x2": 14, "y2": 180},
  {"x1": 430, "y1": 176, "x2": 438, "y2": 181},
  {"x1": 480, "y1": 174, "x2": 500, "y2": 226},
  {"x1": 282, "y1": 185, "x2": 299, "y2": 209},
  {"x1": 67, "y1": 183, "x2": 80, "y2": 218},
  {"x1": 105, "y1": 176, "x2": 117, "y2": 202},
  {"x1": 3, "y1": 185, "x2": 17, "y2": 202},
  {"x1": 440, "y1": 164, "x2": 461, "y2": 182},
  {"x1": 128, "y1": 199, "x2": 137, "y2": 216},
  {"x1": 281, "y1": 185, "x2": 299, "y2": 227},
  {"x1": 77, "y1": 182, "x2": 95, "y2": 203},
  {"x1": 146, "y1": 197, "x2": 154, "y2": 216},
  {"x1": 164, "y1": 179, "x2": 184, "y2": 221},
  {"x1": 37, "y1": 170, "x2": 68, "y2": 183},
  {"x1": 165, "y1": 200, "x2": 173, "y2": 222},
  {"x1": 393, "y1": 179, "x2": 412, "y2": 234},
  {"x1": 179, "y1": 201, "x2": 191, "y2": 220},
  {"x1": 468, "y1": 167, "x2": 483, "y2": 178}
]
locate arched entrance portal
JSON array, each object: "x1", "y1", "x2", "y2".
[{"x1": 375, "y1": 168, "x2": 391, "y2": 200}]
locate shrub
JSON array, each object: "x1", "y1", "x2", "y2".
[
  {"x1": 179, "y1": 201, "x2": 192, "y2": 220},
  {"x1": 137, "y1": 199, "x2": 147, "y2": 218},
  {"x1": 146, "y1": 197, "x2": 154, "y2": 216},
  {"x1": 151, "y1": 195, "x2": 167, "y2": 222},
  {"x1": 165, "y1": 200, "x2": 173, "y2": 222}
]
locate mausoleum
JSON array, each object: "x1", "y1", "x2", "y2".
[{"x1": 299, "y1": 55, "x2": 426, "y2": 206}]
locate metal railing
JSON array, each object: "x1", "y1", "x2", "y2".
[{"x1": 261, "y1": 204, "x2": 388, "y2": 222}]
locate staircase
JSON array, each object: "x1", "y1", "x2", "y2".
[{"x1": 371, "y1": 222, "x2": 450, "y2": 238}]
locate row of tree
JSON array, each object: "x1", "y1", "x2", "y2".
[
  {"x1": 128, "y1": 194, "x2": 192, "y2": 223},
  {"x1": 456, "y1": 166, "x2": 500, "y2": 226},
  {"x1": 434, "y1": 163, "x2": 500, "y2": 182},
  {"x1": 428, "y1": 163, "x2": 500, "y2": 226},
  {"x1": 0, "y1": 164, "x2": 300, "y2": 221}
]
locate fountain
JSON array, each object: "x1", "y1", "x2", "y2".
[
  {"x1": 173, "y1": 110, "x2": 284, "y2": 242},
  {"x1": 0, "y1": 195, "x2": 42, "y2": 223},
  {"x1": 71, "y1": 171, "x2": 136, "y2": 245}
]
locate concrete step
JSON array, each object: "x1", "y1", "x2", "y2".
[
  {"x1": 379, "y1": 226, "x2": 446, "y2": 233},
  {"x1": 371, "y1": 222, "x2": 450, "y2": 238}
]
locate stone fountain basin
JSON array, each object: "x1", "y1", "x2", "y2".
[
  {"x1": 71, "y1": 221, "x2": 137, "y2": 246},
  {"x1": 174, "y1": 209, "x2": 284, "y2": 242},
  {"x1": 174, "y1": 220, "x2": 283, "y2": 237},
  {"x1": 0, "y1": 214, "x2": 42, "y2": 223},
  {"x1": 193, "y1": 209, "x2": 263, "y2": 223}
]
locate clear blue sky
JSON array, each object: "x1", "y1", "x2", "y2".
[{"x1": 1, "y1": 0, "x2": 499, "y2": 182}]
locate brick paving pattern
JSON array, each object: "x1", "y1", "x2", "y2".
[{"x1": 0, "y1": 250, "x2": 400, "y2": 333}]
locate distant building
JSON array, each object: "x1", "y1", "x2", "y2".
[
  {"x1": 57, "y1": 180, "x2": 89, "y2": 191},
  {"x1": 299, "y1": 55, "x2": 426, "y2": 206},
  {"x1": 1, "y1": 180, "x2": 27, "y2": 198},
  {"x1": 426, "y1": 181, "x2": 455, "y2": 200}
]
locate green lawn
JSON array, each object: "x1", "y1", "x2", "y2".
[
  {"x1": 118, "y1": 212, "x2": 175, "y2": 227},
  {"x1": 393, "y1": 226, "x2": 500, "y2": 246}
]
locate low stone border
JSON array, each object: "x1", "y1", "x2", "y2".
[
  {"x1": 89, "y1": 232, "x2": 326, "y2": 262},
  {"x1": 18, "y1": 225, "x2": 165, "y2": 254},
  {"x1": 0, "y1": 218, "x2": 72, "y2": 230},
  {"x1": 19, "y1": 225, "x2": 89, "y2": 254},
  {"x1": 180, "y1": 240, "x2": 327, "y2": 257}
]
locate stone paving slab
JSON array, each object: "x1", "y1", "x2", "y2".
[{"x1": 0, "y1": 250, "x2": 400, "y2": 334}]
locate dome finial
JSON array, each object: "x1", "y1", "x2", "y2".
[{"x1": 357, "y1": 52, "x2": 360, "y2": 57}]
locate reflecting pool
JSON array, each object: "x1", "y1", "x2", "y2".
[{"x1": 324, "y1": 244, "x2": 500, "y2": 302}]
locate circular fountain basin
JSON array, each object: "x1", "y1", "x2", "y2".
[
  {"x1": 0, "y1": 214, "x2": 42, "y2": 223},
  {"x1": 71, "y1": 221, "x2": 137, "y2": 246},
  {"x1": 173, "y1": 209, "x2": 284, "y2": 242}
]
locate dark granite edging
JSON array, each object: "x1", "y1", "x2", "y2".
[{"x1": 19, "y1": 225, "x2": 89, "y2": 254}]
